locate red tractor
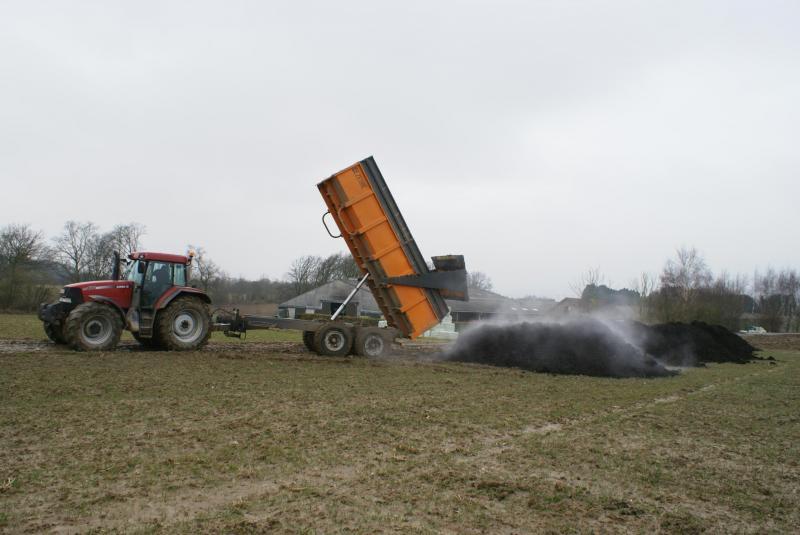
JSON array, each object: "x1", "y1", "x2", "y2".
[{"x1": 38, "y1": 251, "x2": 212, "y2": 351}]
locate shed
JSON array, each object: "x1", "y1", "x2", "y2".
[{"x1": 278, "y1": 279, "x2": 382, "y2": 319}]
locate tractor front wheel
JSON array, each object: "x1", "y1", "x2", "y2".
[
  {"x1": 156, "y1": 297, "x2": 211, "y2": 351},
  {"x1": 44, "y1": 321, "x2": 67, "y2": 344},
  {"x1": 64, "y1": 302, "x2": 123, "y2": 351}
]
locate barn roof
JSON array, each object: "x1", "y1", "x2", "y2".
[{"x1": 279, "y1": 280, "x2": 382, "y2": 314}]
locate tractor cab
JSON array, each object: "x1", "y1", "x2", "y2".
[
  {"x1": 39, "y1": 250, "x2": 212, "y2": 351},
  {"x1": 125, "y1": 251, "x2": 191, "y2": 307}
]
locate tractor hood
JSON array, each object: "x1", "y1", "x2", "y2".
[
  {"x1": 65, "y1": 280, "x2": 134, "y2": 291},
  {"x1": 60, "y1": 280, "x2": 135, "y2": 312}
]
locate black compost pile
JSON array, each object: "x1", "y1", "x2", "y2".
[
  {"x1": 626, "y1": 321, "x2": 756, "y2": 366},
  {"x1": 444, "y1": 319, "x2": 676, "y2": 378}
]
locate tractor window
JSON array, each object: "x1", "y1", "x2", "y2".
[
  {"x1": 142, "y1": 261, "x2": 173, "y2": 307},
  {"x1": 147, "y1": 262, "x2": 172, "y2": 287},
  {"x1": 126, "y1": 260, "x2": 144, "y2": 285},
  {"x1": 173, "y1": 264, "x2": 187, "y2": 286}
]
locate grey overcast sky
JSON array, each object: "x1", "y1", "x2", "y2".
[{"x1": 1, "y1": 0, "x2": 798, "y2": 299}]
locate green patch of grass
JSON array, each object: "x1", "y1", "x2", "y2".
[
  {"x1": 0, "y1": 313, "x2": 47, "y2": 340},
  {"x1": 0, "y1": 313, "x2": 300, "y2": 343},
  {"x1": 209, "y1": 329, "x2": 301, "y2": 343}
]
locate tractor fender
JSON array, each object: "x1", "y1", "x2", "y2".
[
  {"x1": 155, "y1": 287, "x2": 211, "y2": 311},
  {"x1": 86, "y1": 295, "x2": 127, "y2": 323}
]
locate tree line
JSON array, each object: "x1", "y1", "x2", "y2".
[
  {"x1": 0, "y1": 222, "x2": 363, "y2": 311},
  {"x1": 3, "y1": 222, "x2": 796, "y2": 332},
  {"x1": 200, "y1": 252, "x2": 361, "y2": 306},
  {"x1": 0, "y1": 222, "x2": 144, "y2": 310},
  {"x1": 575, "y1": 247, "x2": 799, "y2": 332}
]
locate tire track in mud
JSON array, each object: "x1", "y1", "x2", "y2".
[
  {"x1": 0, "y1": 340, "x2": 55, "y2": 354},
  {"x1": 43, "y1": 463, "x2": 363, "y2": 533},
  {"x1": 451, "y1": 364, "x2": 783, "y2": 528},
  {"x1": 450, "y1": 363, "x2": 780, "y2": 472},
  {"x1": 0, "y1": 339, "x2": 308, "y2": 355},
  {"x1": 488, "y1": 364, "x2": 780, "y2": 443}
]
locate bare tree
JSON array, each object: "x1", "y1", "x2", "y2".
[
  {"x1": 467, "y1": 271, "x2": 493, "y2": 291},
  {"x1": 652, "y1": 247, "x2": 711, "y2": 323},
  {"x1": 650, "y1": 247, "x2": 752, "y2": 329},
  {"x1": 632, "y1": 272, "x2": 657, "y2": 320},
  {"x1": 187, "y1": 245, "x2": 222, "y2": 291},
  {"x1": 755, "y1": 267, "x2": 800, "y2": 331},
  {"x1": 313, "y1": 254, "x2": 340, "y2": 287},
  {"x1": 85, "y1": 233, "x2": 114, "y2": 280},
  {"x1": 660, "y1": 247, "x2": 712, "y2": 304},
  {"x1": 569, "y1": 267, "x2": 604, "y2": 297},
  {"x1": 777, "y1": 269, "x2": 799, "y2": 331},
  {"x1": 84, "y1": 223, "x2": 147, "y2": 279},
  {"x1": 0, "y1": 224, "x2": 47, "y2": 307},
  {"x1": 285, "y1": 252, "x2": 362, "y2": 296},
  {"x1": 52, "y1": 221, "x2": 98, "y2": 282},
  {"x1": 287, "y1": 255, "x2": 320, "y2": 295},
  {"x1": 106, "y1": 223, "x2": 146, "y2": 257},
  {"x1": 333, "y1": 252, "x2": 361, "y2": 279}
]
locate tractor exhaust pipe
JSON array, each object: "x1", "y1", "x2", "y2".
[{"x1": 111, "y1": 251, "x2": 121, "y2": 280}]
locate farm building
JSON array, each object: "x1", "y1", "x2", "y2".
[
  {"x1": 278, "y1": 280, "x2": 382, "y2": 319},
  {"x1": 447, "y1": 288, "x2": 541, "y2": 323},
  {"x1": 278, "y1": 280, "x2": 540, "y2": 326}
]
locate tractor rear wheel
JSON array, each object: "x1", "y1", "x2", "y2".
[
  {"x1": 313, "y1": 324, "x2": 353, "y2": 357},
  {"x1": 44, "y1": 321, "x2": 66, "y2": 344},
  {"x1": 156, "y1": 296, "x2": 211, "y2": 351},
  {"x1": 64, "y1": 302, "x2": 123, "y2": 351},
  {"x1": 353, "y1": 327, "x2": 389, "y2": 357}
]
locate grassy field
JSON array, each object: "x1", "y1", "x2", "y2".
[
  {"x1": 0, "y1": 312, "x2": 302, "y2": 344},
  {"x1": 0, "y1": 314, "x2": 798, "y2": 533}
]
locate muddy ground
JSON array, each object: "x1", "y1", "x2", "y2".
[{"x1": 1, "y1": 326, "x2": 799, "y2": 534}]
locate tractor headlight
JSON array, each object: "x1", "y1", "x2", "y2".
[{"x1": 59, "y1": 297, "x2": 72, "y2": 303}]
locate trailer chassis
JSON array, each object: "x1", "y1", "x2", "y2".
[{"x1": 214, "y1": 273, "x2": 401, "y2": 357}]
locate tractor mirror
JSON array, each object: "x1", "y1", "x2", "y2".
[{"x1": 137, "y1": 262, "x2": 146, "y2": 274}]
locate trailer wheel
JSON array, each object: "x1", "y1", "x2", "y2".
[
  {"x1": 157, "y1": 296, "x2": 211, "y2": 351},
  {"x1": 313, "y1": 324, "x2": 353, "y2": 357},
  {"x1": 302, "y1": 331, "x2": 316, "y2": 352},
  {"x1": 354, "y1": 327, "x2": 389, "y2": 357},
  {"x1": 64, "y1": 302, "x2": 123, "y2": 351},
  {"x1": 44, "y1": 321, "x2": 67, "y2": 344}
]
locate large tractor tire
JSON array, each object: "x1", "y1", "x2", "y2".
[
  {"x1": 353, "y1": 327, "x2": 390, "y2": 358},
  {"x1": 156, "y1": 296, "x2": 211, "y2": 351},
  {"x1": 64, "y1": 302, "x2": 123, "y2": 352},
  {"x1": 313, "y1": 324, "x2": 353, "y2": 357},
  {"x1": 302, "y1": 331, "x2": 316, "y2": 352},
  {"x1": 44, "y1": 321, "x2": 67, "y2": 344}
]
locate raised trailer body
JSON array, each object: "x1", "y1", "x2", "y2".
[
  {"x1": 220, "y1": 156, "x2": 467, "y2": 356},
  {"x1": 318, "y1": 157, "x2": 462, "y2": 339}
]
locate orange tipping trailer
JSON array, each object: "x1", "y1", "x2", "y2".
[
  {"x1": 318, "y1": 157, "x2": 468, "y2": 339},
  {"x1": 217, "y1": 156, "x2": 467, "y2": 357}
]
